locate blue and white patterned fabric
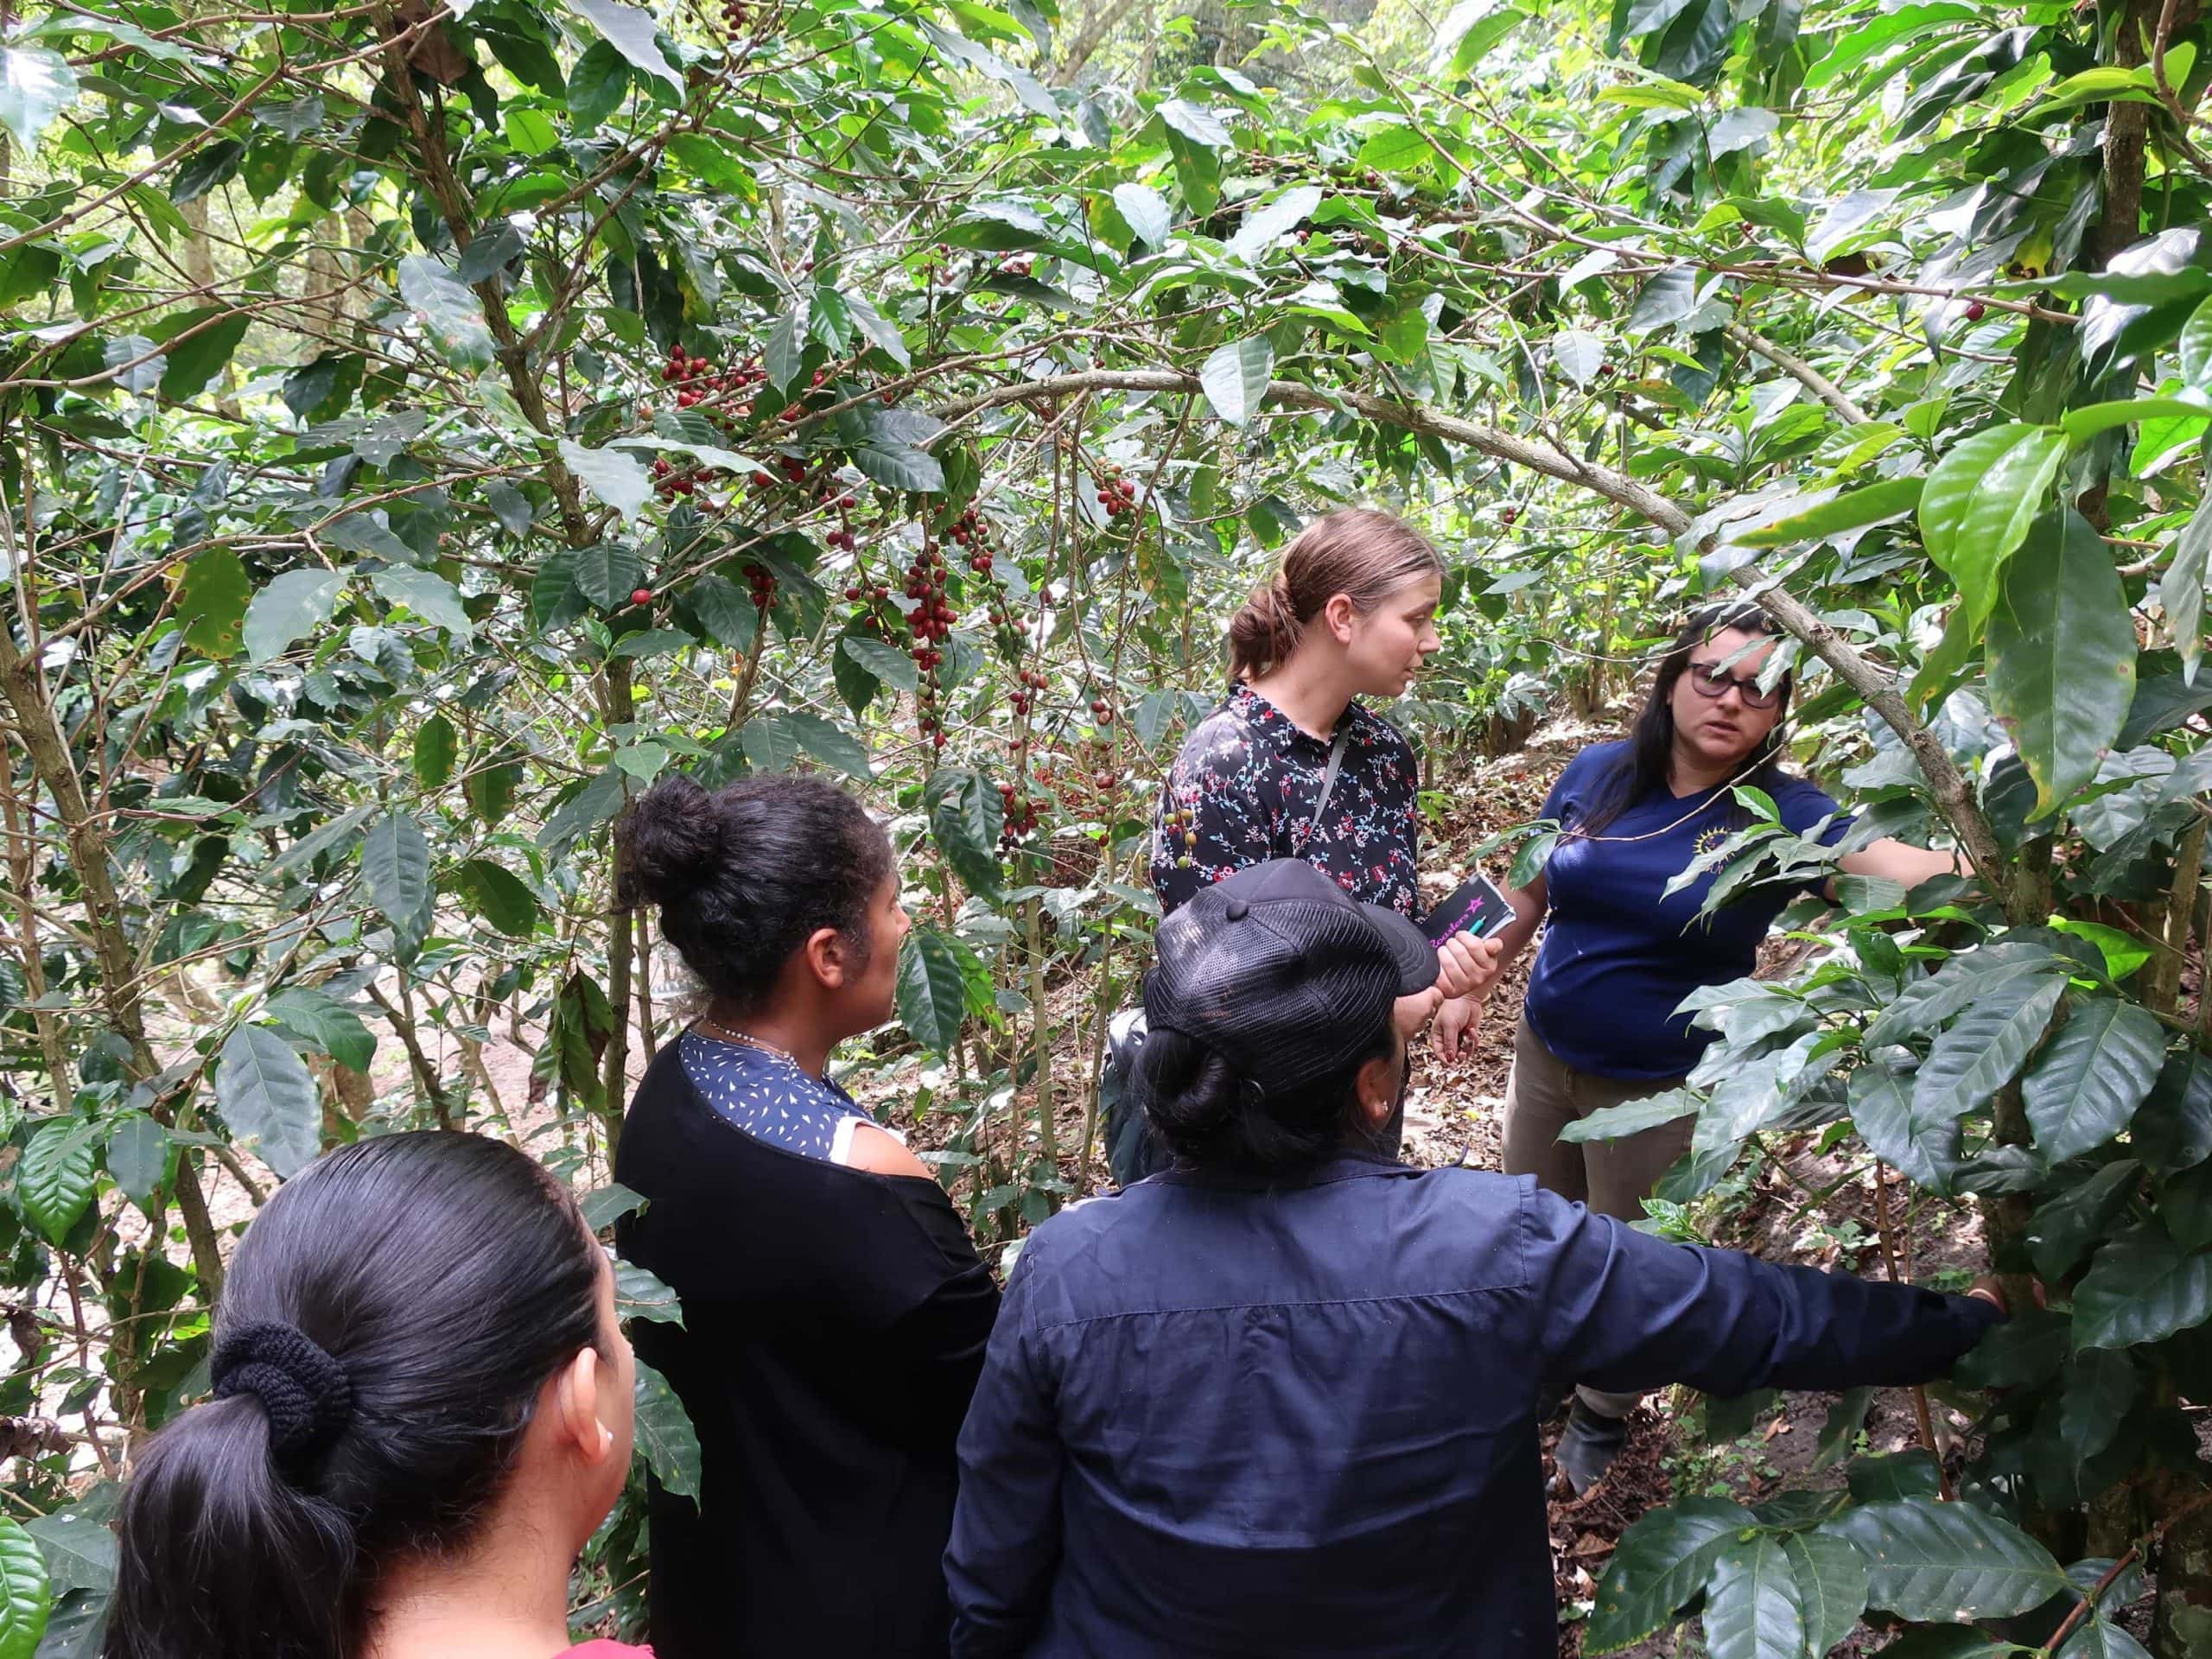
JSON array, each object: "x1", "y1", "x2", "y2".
[{"x1": 677, "y1": 1030, "x2": 887, "y2": 1164}]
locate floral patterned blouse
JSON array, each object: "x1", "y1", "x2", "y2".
[{"x1": 1149, "y1": 682, "x2": 1423, "y2": 918}]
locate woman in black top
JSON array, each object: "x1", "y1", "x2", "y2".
[{"x1": 613, "y1": 773, "x2": 999, "y2": 1659}]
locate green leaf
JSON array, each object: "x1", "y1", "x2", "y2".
[
  {"x1": 539, "y1": 769, "x2": 630, "y2": 859},
  {"x1": 215, "y1": 1025, "x2": 322, "y2": 1179},
  {"x1": 168, "y1": 140, "x2": 244, "y2": 205},
  {"x1": 1157, "y1": 97, "x2": 1232, "y2": 149},
  {"x1": 1112, "y1": 181, "x2": 1172, "y2": 246},
  {"x1": 1738, "y1": 476, "x2": 1924, "y2": 548},
  {"x1": 1199, "y1": 337, "x2": 1273, "y2": 427},
  {"x1": 1556, "y1": 1088, "x2": 1697, "y2": 1144},
  {"x1": 741, "y1": 715, "x2": 798, "y2": 773},
  {"x1": 842, "y1": 635, "x2": 919, "y2": 691},
  {"x1": 104, "y1": 1115, "x2": 170, "y2": 1210},
  {"x1": 2060, "y1": 1346, "x2": 2139, "y2": 1463},
  {"x1": 2160, "y1": 498, "x2": 2211, "y2": 683},
  {"x1": 0, "y1": 1517, "x2": 51, "y2": 1659},
  {"x1": 397, "y1": 256, "x2": 496, "y2": 371},
  {"x1": 1780, "y1": 1529, "x2": 1869, "y2": 1656},
  {"x1": 2137, "y1": 1050, "x2": 2212, "y2": 1172},
  {"x1": 1909, "y1": 974, "x2": 2065, "y2": 1129},
  {"x1": 0, "y1": 46, "x2": 77, "y2": 149},
  {"x1": 897, "y1": 926, "x2": 969, "y2": 1054},
  {"x1": 1987, "y1": 509, "x2": 2139, "y2": 819},
  {"x1": 2022, "y1": 997, "x2": 2166, "y2": 1161},
  {"x1": 1850, "y1": 1065, "x2": 1961, "y2": 1192},
  {"x1": 2058, "y1": 1619, "x2": 2154, "y2": 1659},
  {"x1": 414, "y1": 713, "x2": 457, "y2": 789},
  {"x1": 688, "y1": 573, "x2": 760, "y2": 652},
  {"x1": 1847, "y1": 1450, "x2": 1942, "y2": 1503},
  {"x1": 2059, "y1": 395, "x2": 2212, "y2": 442},
  {"x1": 1551, "y1": 328, "x2": 1605, "y2": 386},
  {"x1": 557, "y1": 439, "x2": 652, "y2": 524},
  {"x1": 572, "y1": 543, "x2": 645, "y2": 610},
  {"x1": 2025, "y1": 1160, "x2": 2142, "y2": 1281},
  {"x1": 1829, "y1": 1498, "x2": 2066, "y2": 1621},
  {"x1": 782, "y1": 710, "x2": 874, "y2": 779},
  {"x1": 18, "y1": 1125, "x2": 95, "y2": 1247},
  {"x1": 175, "y1": 545, "x2": 251, "y2": 658},
  {"x1": 2074, "y1": 1224, "x2": 2212, "y2": 1350},
  {"x1": 454, "y1": 858, "x2": 540, "y2": 938},
  {"x1": 851, "y1": 439, "x2": 944, "y2": 493},
  {"x1": 242, "y1": 569, "x2": 347, "y2": 664},
  {"x1": 926, "y1": 768, "x2": 1005, "y2": 898},
  {"x1": 766, "y1": 292, "x2": 812, "y2": 391},
  {"x1": 631, "y1": 1357, "x2": 703, "y2": 1501},
  {"x1": 362, "y1": 810, "x2": 435, "y2": 958},
  {"x1": 154, "y1": 308, "x2": 251, "y2": 402},
  {"x1": 1230, "y1": 185, "x2": 1322, "y2": 262},
  {"x1": 567, "y1": 0, "x2": 682, "y2": 91},
  {"x1": 372, "y1": 568, "x2": 473, "y2": 638},
  {"x1": 265, "y1": 988, "x2": 376, "y2": 1074},
  {"x1": 1586, "y1": 1497, "x2": 1754, "y2": 1653},
  {"x1": 1918, "y1": 424, "x2": 2065, "y2": 626},
  {"x1": 613, "y1": 1259, "x2": 683, "y2": 1325},
  {"x1": 24, "y1": 1502, "x2": 117, "y2": 1598},
  {"x1": 1702, "y1": 1534, "x2": 1803, "y2": 1659},
  {"x1": 581, "y1": 1182, "x2": 647, "y2": 1230}
]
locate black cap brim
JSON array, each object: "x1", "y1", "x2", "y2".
[{"x1": 1357, "y1": 901, "x2": 1439, "y2": 997}]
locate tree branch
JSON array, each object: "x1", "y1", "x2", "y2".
[{"x1": 1722, "y1": 323, "x2": 1873, "y2": 424}]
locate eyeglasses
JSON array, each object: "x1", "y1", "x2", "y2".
[{"x1": 1685, "y1": 660, "x2": 1783, "y2": 709}]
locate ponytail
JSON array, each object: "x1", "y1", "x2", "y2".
[
  {"x1": 111, "y1": 1132, "x2": 605, "y2": 1659},
  {"x1": 111, "y1": 1396, "x2": 355, "y2": 1659},
  {"x1": 1226, "y1": 509, "x2": 1446, "y2": 681}
]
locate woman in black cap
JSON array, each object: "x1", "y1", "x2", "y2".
[
  {"x1": 944, "y1": 859, "x2": 2006, "y2": 1658},
  {"x1": 110, "y1": 1130, "x2": 645, "y2": 1659}
]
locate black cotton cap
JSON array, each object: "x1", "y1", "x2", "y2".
[{"x1": 1144, "y1": 859, "x2": 1439, "y2": 1099}]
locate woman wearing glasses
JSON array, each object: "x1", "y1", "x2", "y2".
[{"x1": 1469, "y1": 604, "x2": 1967, "y2": 1495}]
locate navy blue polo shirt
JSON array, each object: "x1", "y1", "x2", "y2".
[
  {"x1": 1523, "y1": 741, "x2": 1851, "y2": 1081},
  {"x1": 944, "y1": 1154, "x2": 2000, "y2": 1656}
]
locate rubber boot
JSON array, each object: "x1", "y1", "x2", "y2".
[{"x1": 1551, "y1": 1397, "x2": 1630, "y2": 1498}]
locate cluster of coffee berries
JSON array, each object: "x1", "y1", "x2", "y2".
[
  {"x1": 1500, "y1": 506, "x2": 1519, "y2": 525},
  {"x1": 996, "y1": 779, "x2": 1041, "y2": 849},
  {"x1": 744, "y1": 562, "x2": 777, "y2": 609},
  {"x1": 1008, "y1": 665, "x2": 1046, "y2": 716},
  {"x1": 903, "y1": 545, "x2": 957, "y2": 671},
  {"x1": 721, "y1": 0, "x2": 751, "y2": 31},
  {"x1": 1096, "y1": 465, "x2": 1140, "y2": 519},
  {"x1": 948, "y1": 505, "x2": 993, "y2": 569},
  {"x1": 1161, "y1": 803, "x2": 1199, "y2": 868},
  {"x1": 843, "y1": 577, "x2": 892, "y2": 602},
  {"x1": 999, "y1": 255, "x2": 1034, "y2": 279},
  {"x1": 1089, "y1": 695, "x2": 1116, "y2": 727},
  {"x1": 651, "y1": 456, "x2": 728, "y2": 499},
  {"x1": 918, "y1": 679, "x2": 945, "y2": 750}
]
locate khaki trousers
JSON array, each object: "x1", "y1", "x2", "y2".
[{"x1": 1501, "y1": 1012, "x2": 1692, "y2": 1419}]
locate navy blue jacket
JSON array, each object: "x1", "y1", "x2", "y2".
[{"x1": 945, "y1": 1154, "x2": 2000, "y2": 1657}]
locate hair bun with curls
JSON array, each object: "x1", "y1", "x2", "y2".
[
  {"x1": 1226, "y1": 575, "x2": 1303, "y2": 681},
  {"x1": 616, "y1": 774, "x2": 728, "y2": 910}
]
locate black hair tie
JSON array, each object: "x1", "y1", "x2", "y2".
[{"x1": 212, "y1": 1321, "x2": 353, "y2": 1461}]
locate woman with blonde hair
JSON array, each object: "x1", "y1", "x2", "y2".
[{"x1": 1111, "y1": 510, "x2": 1497, "y2": 1182}]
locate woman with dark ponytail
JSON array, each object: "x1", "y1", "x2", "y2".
[
  {"x1": 611, "y1": 772, "x2": 998, "y2": 1659},
  {"x1": 1468, "y1": 603, "x2": 1971, "y2": 1495},
  {"x1": 110, "y1": 1130, "x2": 639, "y2": 1659}
]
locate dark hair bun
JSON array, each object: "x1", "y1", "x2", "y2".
[{"x1": 617, "y1": 774, "x2": 727, "y2": 909}]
